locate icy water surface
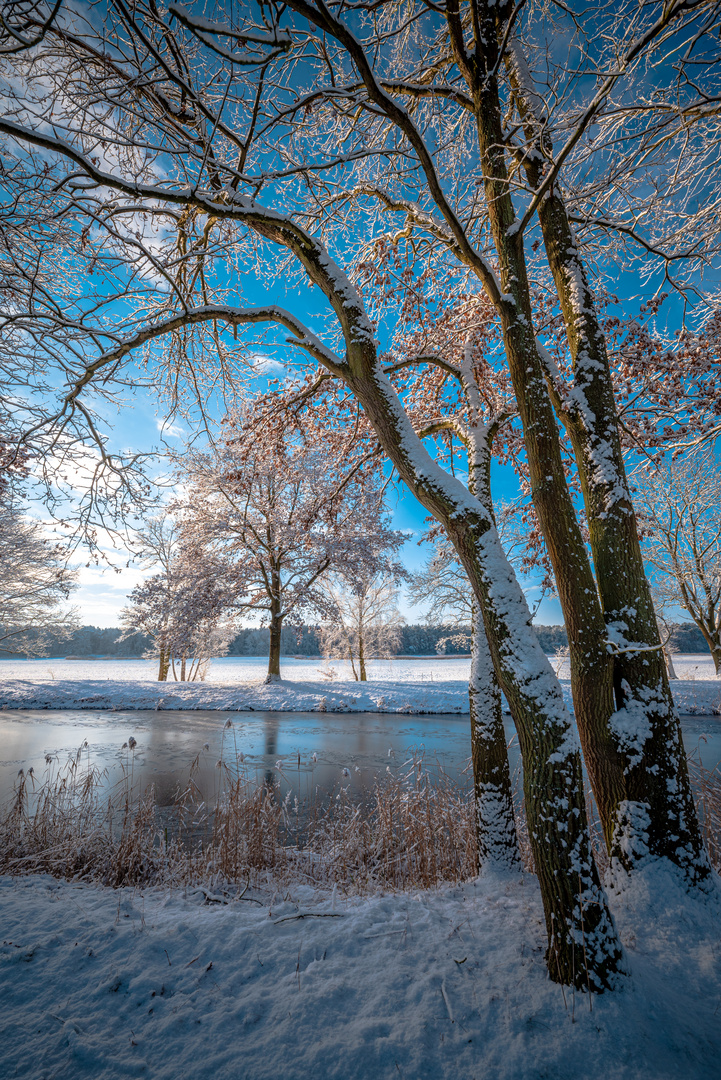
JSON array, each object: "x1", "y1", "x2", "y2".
[
  {"x1": 1, "y1": 709, "x2": 719, "y2": 810},
  {"x1": 0, "y1": 710, "x2": 503, "y2": 811}
]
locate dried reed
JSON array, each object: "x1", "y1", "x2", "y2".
[
  {"x1": 3, "y1": 741, "x2": 721, "y2": 894},
  {"x1": 1, "y1": 747, "x2": 478, "y2": 894}
]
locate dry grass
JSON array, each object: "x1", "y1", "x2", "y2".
[
  {"x1": 3, "y1": 743, "x2": 720, "y2": 894},
  {"x1": 688, "y1": 755, "x2": 721, "y2": 872},
  {"x1": 0, "y1": 748, "x2": 479, "y2": 894}
]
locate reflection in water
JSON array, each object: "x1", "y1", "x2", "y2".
[
  {"x1": 263, "y1": 713, "x2": 279, "y2": 794},
  {"x1": 0, "y1": 708, "x2": 719, "y2": 813}
]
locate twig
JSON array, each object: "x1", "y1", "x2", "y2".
[{"x1": 272, "y1": 912, "x2": 344, "y2": 924}]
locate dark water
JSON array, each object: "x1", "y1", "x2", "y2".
[{"x1": 1, "y1": 709, "x2": 719, "y2": 810}]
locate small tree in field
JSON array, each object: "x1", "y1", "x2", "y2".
[
  {"x1": 120, "y1": 518, "x2": 234, "y2": 681},
  {"x1": 320, "y1": 572, "x2": 404, "y2": 681},
  {"x1": 635, "y1": 453, "x2": 721, "y2": 676},
  {"x1": 178, "y1": 402, "x2": 400, "y2": 683},
  {"x1": 0, "y1": 489, "x2": 77, "y2": 656}
]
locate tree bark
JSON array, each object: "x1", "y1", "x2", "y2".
[
  {"x1": 358, "y1": 623, "x2": 367, "y2": 681},
  {"x1": 469, "y1": 602, "x2": 521, "y2": 872},
  {"x1": 157, "y1": 647, "x2": 169, "y2": 682},
  {"x1": 266, "y1": 610, "x2": 283, "y2": 683},
  {"x1": 499, "y1": 14, "x2": 707, "y2": 881},
  {"x1": 452, "y1": 5, "x2": 627, "y2": 869},
  {"x1": 266, "y1": 574, "x2": 284, "y2": 683},
  {"x1": 465, "y1": 420, "x2": 521, "y2": 873},
  {"x1": 697, "y1": 625, "x2": 721, "y2": 676}
]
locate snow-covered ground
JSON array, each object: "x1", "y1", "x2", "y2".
[
  {"x1": 0, "y1": 654, "x2": 719, "y2": 715},
  {"x1": 1, "y1": 866, "x2": 720, "y2": 1080}
]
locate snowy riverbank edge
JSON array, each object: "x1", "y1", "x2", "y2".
[
  {"x1": 0, "y1": 674, "x2": 720, "y2": 716},
  {"x1": 2, "y1": 865, "x2": 720, "y2": 1080}
]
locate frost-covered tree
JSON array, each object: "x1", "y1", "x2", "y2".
[
  {"x1": 0, "y1": 489, "x2": 77, "y2": 656},
  {"x1": 120, "y1": 517, "x2": 235, "y2": 681},
  {"x1": 178, "y1": 402, "x2": 401, "y2": 684},
  {"x1": 320, "y1": 572, "x2": 404, "y2": 681},
  {"x1": 635, "y1": 453, "x2": 721, "y2": 676}
]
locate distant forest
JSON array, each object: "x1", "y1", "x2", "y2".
[{"x1": 0, "y1": 621, "x2": 711, "y2": 658}]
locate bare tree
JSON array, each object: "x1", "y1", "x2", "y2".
[
  {"x1": 320, "y1": 572, "x2": 404, "y2": 681},
  {"x1": 635, "y1": 453, "x2": 721, "y2": 676},
  {"x1": 177, "y1": 402, "x2": 400, "y2": 684},
  {"x1": 120, "y1": 517, "x2": 234, "y2": 682},
  {"x1": 0, "y1": 490, "x2": 78, "y2": 655}
]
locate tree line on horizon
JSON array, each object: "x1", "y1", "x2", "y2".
[{"x1": 1, "y1": 621, "x2": 711, "y2": 660}]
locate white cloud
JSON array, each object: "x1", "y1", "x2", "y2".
[{"x1": 155, "y1": 417, "x2": 187, "y2": 440}]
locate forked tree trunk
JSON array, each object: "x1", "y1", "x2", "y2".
[
  {"x1": 342, "y1": 362, "x2": 624, "y2": 990},
  {"x1": 498, "y1": 12, "x2": 707, "y2": 881}
]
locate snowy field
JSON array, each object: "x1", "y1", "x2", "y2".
[
  {"x1": 0, "y1": 653, "x2": 718, "y2": 715},
  {"x1": 1, "y1": 866, "x2": 720, "y2": 1080}
]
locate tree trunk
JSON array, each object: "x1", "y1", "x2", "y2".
[
  {"x1": 243, "y1": 148, "x2": 625, "y2": 988},
  {"x1": 664, "y1": 646, "x2": 678, "y2": 681},
  {"x1": 534, "y1": 189, "x2": 704, "y2": 876},
  {"x1": 157, "y1": 647, "x2": 169, "y2": 682},
  {"x1": 266, "y1": 609, "x2": 283, "y2": 683},
  {"x1": 461, "y1": 18, "x2": 627, "y2": 869},
  {"x1": 469, "y1": 602, "x2": 521, "y2": 872},
  {"x1": 697, "y1": 624, "x2": 721, "y2": 676},
  {"x1": 358, "y1": 624, "x2": 367, "y2": 681},
  {"x1": 497, "y1": 22, "x2": 707, "y2": 879}
]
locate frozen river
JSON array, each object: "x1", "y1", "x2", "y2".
[{"x1": 1, "y1": 707, "x2": 719, "y2": 811}]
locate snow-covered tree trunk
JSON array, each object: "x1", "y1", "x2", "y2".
[
  {"x1": 537, "y1": 200, "x2": 701, "y2": 874},
  {"x1": 454, "y1": 9, "x2": 623, "y2": 877},
  {"x1": 338, "y1": 358, "x2": 624, "y2": 989},
  {"x1": 500, "y1": 15, "x2": 707, "y2": 881},
  {"x1": 468, "y1": 601, "x2": 521, "y2": 873}
]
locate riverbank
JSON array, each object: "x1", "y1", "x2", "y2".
[{"x1": 0, "y1": 672, "x2": 719, "y2": 716}]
